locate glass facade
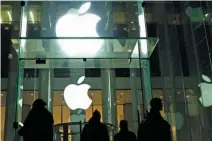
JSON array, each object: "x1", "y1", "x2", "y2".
[{"x1": 1, "y1": 1, "x2": 212, "y2": 141}]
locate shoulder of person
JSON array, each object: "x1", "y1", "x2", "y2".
[
  {"x1": 114, "y1": 132, "x2": 120, "y2": 137},
  {"x1": 162, "y1": 119, "x2": 171, "y2": 128},
  {"x1": 129, "y1": 131, "x2": 136, "y2": 136},
  {"x1": 101, "y1": 123, "x2": 108, "y2": 129},
  {"x1": 83, "y1": 124, "x2": 89, "y2": 130},
  {"x1": 140, "y1": 119, "x2": 148, "y2": 126}
]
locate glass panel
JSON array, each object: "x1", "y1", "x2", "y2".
[
  {"x1": 14, "y1": 1, "x2": 159, "y2": 141},
  {"x1": 28, "y1": 5, "x2": 41, "y2": 24},
  {"x1": 1, "y1": 5, "x2": 12, "y2": 24},
  {"x1": 16, "y1": 38, "x2": 158, "y2": 59}
]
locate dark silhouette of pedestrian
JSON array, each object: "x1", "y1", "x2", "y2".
[
  {"x1": 137, "y1": 98, "x2": 171, "y2": 141},
  {"x1": 81, "y1": 110, "x2": 109, "y2": 141},
  {"x1": 114, "y1": 120, "x2": 137, "y2": 141},
  {"x1": 18, "y1": 99, "x2": 54, "y2": 141}
]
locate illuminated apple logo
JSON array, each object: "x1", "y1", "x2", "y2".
[
  {"x1": 199, "y1": 74, "x2": 212, "y2": 107},
  {"x1": 64, "y1": 76, "x2": 92, "y2": 110},
  {"x1": 56, "y1": 2, "x2": 103, "y2": 56}
]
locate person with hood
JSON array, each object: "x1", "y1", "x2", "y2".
[
  {"x1": 81, "y1": 110, "x2": 109, "y2": 141},
  {"x1": 18, "y1": 99, "x2": 54, "y2": 141},
  {"x1": 137, "y1": 98, "x2": 171, "y2": 141},
  {"x1": 114, "y1": 120, "x2": 137, "y2": 141}
]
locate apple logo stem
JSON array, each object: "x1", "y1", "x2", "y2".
[{"x1": 64, "y1": 76, "x2": 92, "y2": 110}]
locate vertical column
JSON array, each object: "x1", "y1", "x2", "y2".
[
  {"x1": 127, "y1": 2, "x2": 140, "y2": 133},
  {"x1": 38, "y1": 69, "x2": 53, "y2": 112},
  {"x1": 130, "y1": 69, "x2": 139, "y2": 133},
  {"x1": 38, "y1": 1, "x2": 55, "y2": 112},
  {"x1": 153, "y1": 3, "x2": 171, "y2": 121},
  {"x1": 4, "y1": 48, "x2": 19, "y2": 141},
  {"x1": 11, "y1": 2, "x2": 21, "y2": 38},
  {"x1": 137, "y1": 1, "x2": 152, "y2": 112},
  {"x1": 101, "y1": 1, "x2": 117, "y2": 128},
  {"x1": 101, "y1": 66, "x2": 117, "y2": 125},
  {"x1": 5, "y1": 1, "x2": 28, "y2": 141},
  {"x1": 69, "y1": 69, "x2": 85, "y2": 141},
  {"x1": 153, "y1": 2, "x2": 179, "y2": 141},
  {"x1": 184, "y1": 3, "x2": 208, "y2": 141},
  {"x1": 123, "y1": 104, "x2": 133, "y2": 131},
  {"x1": 139, "y1": 58, "x2": 152, "y2": 113}
]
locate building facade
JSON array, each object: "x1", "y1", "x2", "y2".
[{"x1": 1, "y1": 1, "x2": 212, "y2": 141}]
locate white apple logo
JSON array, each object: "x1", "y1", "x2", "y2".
[
  {"x1": 199, "y1": 74, "x2": 212, "y2": 107},
  {"x1": 56, "y1": 2, "x2": 103, "y2": 56},
  {"x1": 64, "y1": 76, "x2": 92, "y2": 110}
]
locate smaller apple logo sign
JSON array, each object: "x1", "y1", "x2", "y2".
[
  {"x1": 64, "y1": 76, "x2": 92, "y2": 110},
  {"x1": 56, "y1": 2, "x2": 103, "y2": 56},
  {"x1": 199, "y1": 74, "x2": 212, "y2": 107}
]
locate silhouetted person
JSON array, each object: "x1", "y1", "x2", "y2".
[
  {"x1": 18, "y1": 99, "x2": 54, "y2": 141},
  {"x1": 81, "y1": 110, "x2": 109, "y2": 141},
  {"x1": 137, "y1": 98, "x2": 171, "y2": 141},
  {"x1": 114, "y1": 120, "x2": 137, "y2": 141}
]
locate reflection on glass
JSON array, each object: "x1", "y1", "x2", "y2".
[
  {"x1": 28, "y1": 5, "x2": 40, "y2": 23},
  {"x1": 199, "y1": 74, "x2": 212, "y2": 107}
]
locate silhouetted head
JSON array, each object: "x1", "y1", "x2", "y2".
[
  {"x1": 32, "y1": 99, "x2": 46, "y2": 108},
  {"x1": 150, "y1": 98, "x2": 163, "y2": 111},
  {"x1": 120, "y1": 120, "x2": 128, "y2": 131},
  {"x1": 92, "y1": 110, "x2": 101, "y2": 121}
]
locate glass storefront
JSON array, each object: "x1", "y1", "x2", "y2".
[
  {"x1": 2, "y1": 1, "x2": 212, "y2": 141},
  {"x1": 5, "y1": 1, "x2": 158, "y2": 141},
  {"x1": 15, "y1": 38, "x2": 157, "y2": 140}
]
